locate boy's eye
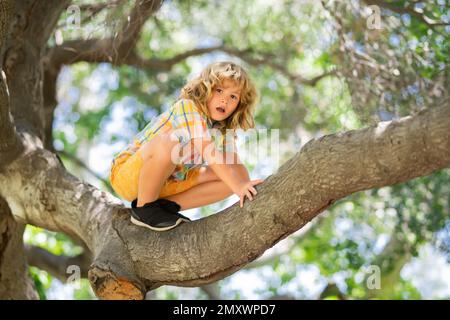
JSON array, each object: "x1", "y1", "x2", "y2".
[
  {"x1": 231, "y1": 95, "x2": 238, "y2": 100},
  {"x1": 216, "y1": 88, "x2": 222, "y2": 93}
]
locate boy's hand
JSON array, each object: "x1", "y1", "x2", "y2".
[{"x1": 234, "y1": 179, "x2": 265, "y2": 208}]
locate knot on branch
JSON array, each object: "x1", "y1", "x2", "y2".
[{"x1": 88, "y1": 265, "x2": 145, "y2": 300}]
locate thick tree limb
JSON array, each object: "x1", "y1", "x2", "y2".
[
  {"x1": 26, "y1": 238, "x2": 220, "y2": 300},
  {"x1": 42, "y1": 0, "x2": 163, "y2": 150},
  {"x1": 0, "y1": 103, "x2": 448, "y2": 299},
  {"x1": 45, "y1": 41, "x2": 222, "y2": 70},
  {"x1": 45, "y1": 0, "x2": 163, "y2": 68},
  {"x1": 25, "y1": 243, "x2": 224, "y2": 300}
]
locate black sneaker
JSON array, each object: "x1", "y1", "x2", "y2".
[
  {"x1": 130, "y1": 199, "x2": 186, "y2": 231},
  {"x1": 156, "y1": 198, "x2": 191, "y2": 222},
  {"x1": 131, "y1": 198, "x2": 191, "y2": 222}
]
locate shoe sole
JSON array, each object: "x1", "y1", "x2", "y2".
[{"x1": 130, "y1": 216, "x2": 184, "y2": 231}]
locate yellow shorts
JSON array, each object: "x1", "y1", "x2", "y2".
[{"x1": 109, "y1": 149, "x2": 201, "y2": 202}]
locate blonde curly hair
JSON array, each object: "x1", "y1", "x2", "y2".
[{"x1": 180, "y1": 61, "x2": 258, "y2": 135}]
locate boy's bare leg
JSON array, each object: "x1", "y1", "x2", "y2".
[
  {"x1": 137, "y1": 134, "x2": 179, "y2": 207},
  {"x1": 163, "y1": 180, "x2": 233, "y2": 210}
]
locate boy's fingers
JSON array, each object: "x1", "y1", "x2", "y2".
[
  {"x1": 246, "y1": 190, "x2": 253, "y2": 201},
  {"x1": 251, "y1": 179, "x2": 264, "y2": 185},
  {"x1": 250, "y1": 186, "x2": 257, "y2": 195},
  {"x1": 240, "y1": 196, "x2": 244, "y2": 208}
]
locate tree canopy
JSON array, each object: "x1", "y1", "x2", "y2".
[{"x1": 0, "y1": 0, "x2": 448, "y2": 300}]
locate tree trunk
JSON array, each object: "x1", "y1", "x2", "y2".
[
  {"x1": 0, "y1": 0, "x2": 72, "y2": 299},
  {"x1": 0, "y1": 196, "x2": 38, "y2": 299}
]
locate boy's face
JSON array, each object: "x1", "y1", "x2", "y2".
[{"x1": 207, "y1": 79, "x2": 241, "y2": 121}]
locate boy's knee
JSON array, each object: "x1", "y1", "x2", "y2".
[
  {"x1": 204, "y1": 166, "x2": 220, "y2": 182},
  {"x1": 140, "y1": 133, "x2": 180, "y2": 162}
]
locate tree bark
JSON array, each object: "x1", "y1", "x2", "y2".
[
  {"x1": 0, "y1": 0, "x2": 23, "y2": 160},
  {"x1": 4, "y1": 1, "x2": 71, "y2": 141},
  {"x1": 0, "y1": 101, "x2": 448, "y2": 299},
  {"x1": 0, "y1": 196, "x2": 38, "y2": 299},
  {"x1": 0, "y1": 0, "x2": 71, "y2": 299}
]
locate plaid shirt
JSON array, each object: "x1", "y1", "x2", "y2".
[{"x1": 111, "y1": 99, "x2": 237, "y2": 181}]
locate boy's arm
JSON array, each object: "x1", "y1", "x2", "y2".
[
  {"x1": 214, "y1": 138, "x2": 250, "y2": 182},
  {"x1": 229, "y1": 153, "x2": 250, "y2": 182}
]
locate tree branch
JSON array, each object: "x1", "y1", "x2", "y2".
[
  {"x1": 125, "y1": 45, "x2": 226, "y2": 70},
  {"x1": 42, "y1": 1, "x2": 164, "y2": 150},
  {"x1": 200, "y1": 283, "x2": 222, "y2": 300},
  {"x1": 0, "y1": 103, "x2": 449, "y2": 299},
  {"x1": 46, "y1": 1, "x2": 164, "y2": 68},
  {"x1": 318, "y1": 226, "x2": 413, "y2": 300},
  {"x1": 46, "y1": 41, "x2": 333, "y2": 86},
  {"x1": 363, "y1": 231, "x2": 412, "y2": 299},
  {"x1": 222, "y1": 47, "x2": 336, "y2": 86},
  {"x1": 27, "y1": 240, "x2": 221, "y2": 300},
  {"x1": 24, "y1": 245, "x2": 91, "y2": 282},
  {"x1": 318, "y1": 282, "x2": 347, "y2": 300},
  {"x1": 78, "y1": 0, "x2": 125, "y2": 27},
  {"x1": 42, "y1": 39, "x2": 330, "y2": 156},
  {"x1": 112, "y1": 0, "x2": 164, "y2": 63}
]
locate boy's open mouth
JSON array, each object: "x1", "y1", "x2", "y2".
[{"x1": 216, "y1": 106, "x2": 226, "y2": 114}]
